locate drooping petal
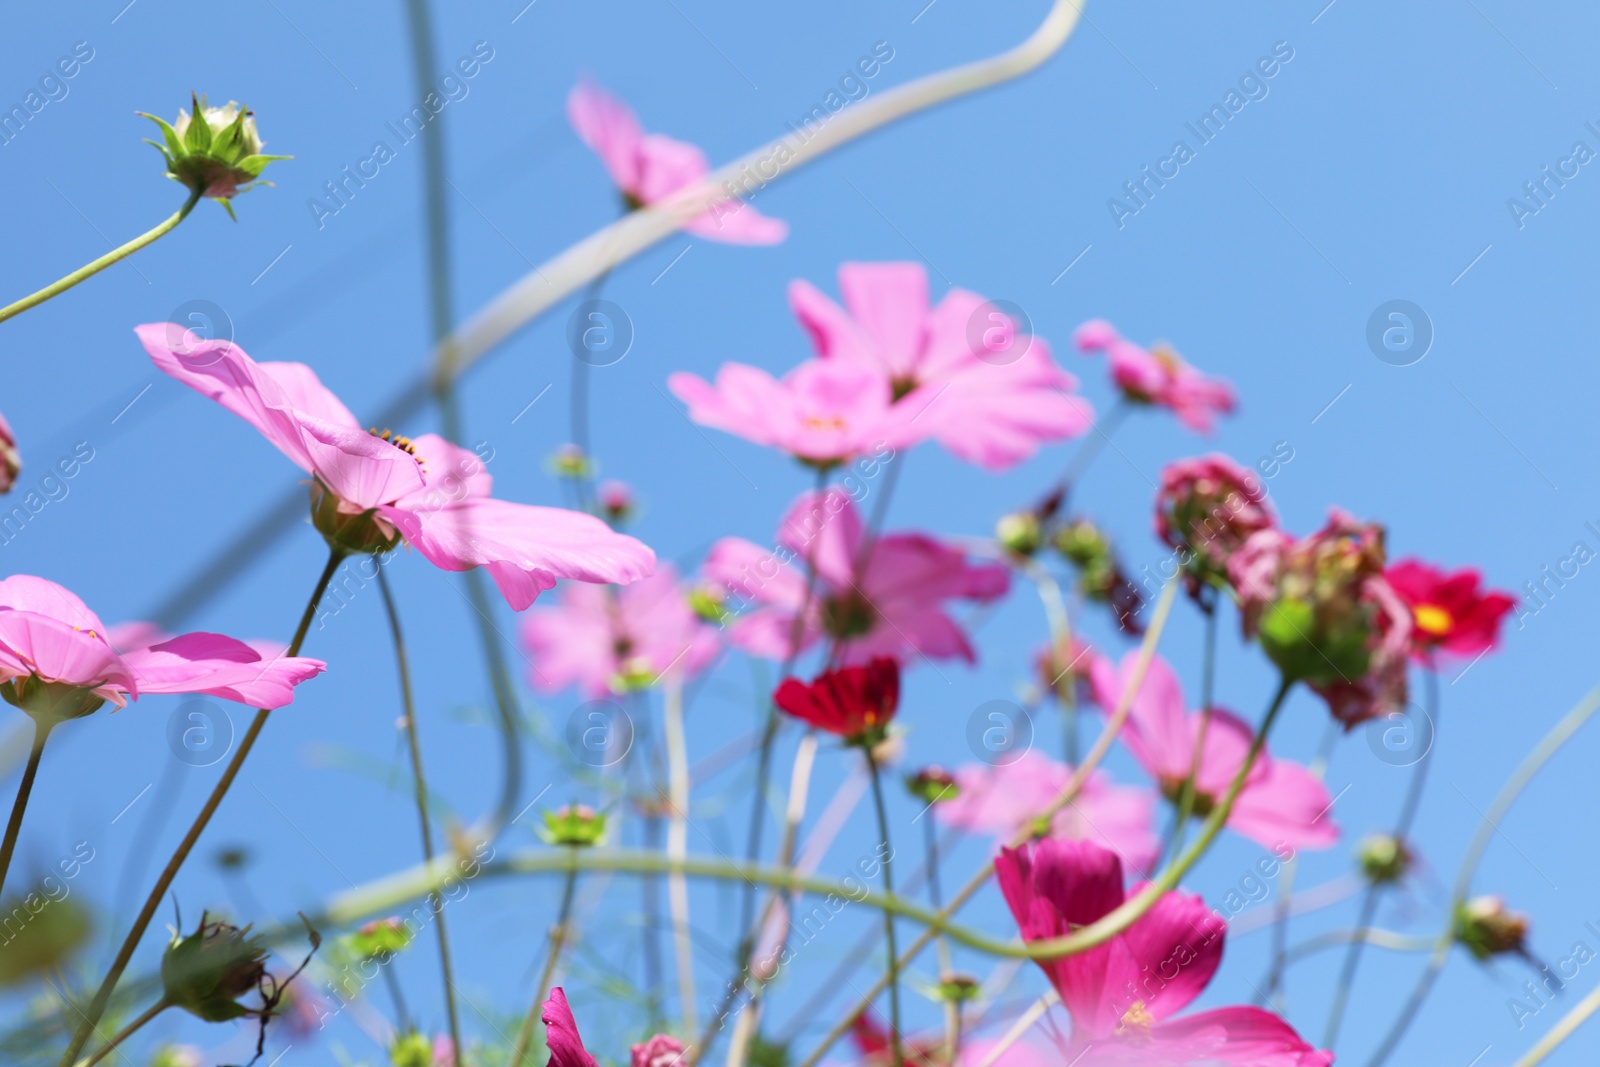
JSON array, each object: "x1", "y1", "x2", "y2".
[
  {"x1": 298, "y1": 415, "x2": 428, "y2": 511},
  {"x1": 1112, "y1": 885, "x2": 1225, "y2": 1022},
  {"x1": 540, "y1": 987, "x2": 601, "y2": 1067},
  {"x1": 122, "y1": 633, "x2": 325, "y2": 709},
  {"x1": 0, "y1": 575, "x2": 110, "y2": 635},
  {"x1": 1225, "y1": 755, "x2": 1340, "y2": 851},
  {"x1": 1147, "y1": 1005, "x2": 1333, "y2": 1066},
  {"x1": 836, "y1": 261, "x2": 931, "y2": 380},
  {"x1": 567, "y1": 80, "x2": 645, "y2": 195},
  {"x1": 0, "y1": 609, "x2": 135, "y2": 696}
]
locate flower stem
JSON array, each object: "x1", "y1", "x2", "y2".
[
  {"x1": 1324, "y1": 658, "x2": 1439, "y2": 1049},
  {"x1": 865, "y1": 748, "x2": 904, "y2": 1067},
  {"x1": 56, "y1": 547, "x2": 345, "y2": 1067},
  {"x1": 75, "y1": 997, "x2": 170, "y2": 1067},
  {"x1": 1260, "y1": 719, "x2": 1339, "y2": 1006},
  {"x1": 1511, "y1": 978, "x2": 1600, "y2": 1066},
  {"x1": 509, "y1": 861, "x2": 579, "y2": 1067},
  {"x1": 0, "y1": 187, "x2": 203, "y2": 325},
  {"x1": 1044, "y1": 399, "x2": 1127, "y2": 505},
  {"x1": 377, "y1": 566, "x2": 464, "y2": 1064},
  {"x1": 1164, "y1": 596, "x2": 1219, "y2": 866},
  {"x1": 925, "y1": 803, "x2": 959, "y2": 1063},
  {"x1": 0, "y1": 716, "x2": 54, "y2": 898},
  {"x1": 663, "y1": 679, "x2": 699, "y2": 1038}
]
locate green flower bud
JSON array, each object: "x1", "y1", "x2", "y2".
[
  {"x1": 150, "y1": 1046, "x2": 203, "y2": 1067},
  {"x1": 689, "y1": 585, "x2": 730, "y2": 625},
  {"x1": 550, "y1": 444, "x2": 592, "y2": 480},
  {"x1": 904, "y1": 766, "x2": 959, "y2": 805},
  {"x1": 0, "y1": 675, "x2": 105, "y2": 724},
  {"x1": 310, "y1": 477, "x2": 402, "y2": 556},
  {"x1": 140, "y1": 94, "x2": 289, "y2": 215},
  {"x1": 1053, "y1": 518, "x2": 1110, "y2": 570},
  {"x1": 539, "y1": 804, "x2": 607, "y2": 847},
  {"x1": 995, "y1": 511, "x2": 1043, "y2": 557},
  {"x1": 1356, "y1": 833, "x2": 1413, "y2": 886},
  {"x1": 390, "y1": 1031, "x2": 449, "y2": 1067},
  {"x1": 161, "y1": 916, "x2": 269, "y2": 1023},
  {"x1": 935, "y1": 973, "x2": 981, "y2": 1003},
  {"x1": 1454, "y1": 895, "x2": 1529, "y2": 961},
  {"x1": 748, "y1": 1033, "x2": 791, "y2": 1067},
  {"x1": 346, "y1": 917, "x2": 413, "y2": 960}
]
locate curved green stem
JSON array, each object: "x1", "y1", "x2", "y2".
[
  {"x1": 1260, "y1": 719, "x2": 1339, "y2": 1006},
  {"x1": 0, "y1": 187, "x2": 203, "y2": 325},
  {"x1": 56, "y1": 548, "x2": 345, "y2": 1067},
  {"x1": 1165, "y1": 597, "x2": 1219, "y2": 866},
  {"x1": 865, "y1": 749, "x2": 904, "y2": 1067},
  {"x1": 378, "y1": 566, "x2": 464, "y2": 1063},
  {"x1": 1512, "y1": 979, "x2": 1600, "y2": 1067},
  {"x1": 1364, "y1": 682, "x2": 1600, "y2": 1067},
  {"x1": 75, "y1": 996, "x2": 170, "y2": 1067},
  {"x1": 0, "y1": 716, "x2": 54, "y2": 898},
  {"x1": 510, "y1": 861, "x2": 579, "y2": 1067}
]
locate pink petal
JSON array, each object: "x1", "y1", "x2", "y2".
[
  {"x1": 540, "y1": 988, "x2": 601, "y2": 1067},
  {"x1": 298, "y1": 415, "x2": 428, "y2": 511},
  {"x1": 567, "y1": 80, "x2": 645, "y2": 194},
  {"x1": 634, "y1": 132, "x2": 710, "y2": 204},
  {"x1": 1226, "y1": 757, "x2": 1340, "y2": 851},
  {"x1": 1150, "y1": 1005, "x2": 1332, "y2": 1066},
  {"x1": 0, "y1": 575, "x2": 110, "y2": 635},
  {"x1": 837, "y1": 261, "x2": 930, "y2": 379},
  {"x1": 684, "y1": 200, "x2": 788, "y2": 245},
  {"x1": 788, "y1": 279, "x2": 872, "y2": 363},
  {"x1": 1113, "y1": 886, "x2": 1225, "y2": 1022},
  {"x1": 390, "y1": 434, "x2": 494, "y2": 510},
  {"x1": 0, "y1": 609, "x2": 135, "y2": 697},
  {"x1": 123, "y1": 633, "x2": 325, "y2": 709},
  {"x1": 777, "y1": 488, "x2": 864, "y2": 590}
]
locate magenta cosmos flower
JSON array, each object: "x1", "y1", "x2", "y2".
[
  {"x1": 0, "y1": 576, "x2": 323, "y2": 721},
  {"x1": 568, "y1": 79, "x2": 786, "y2": 244},
  {"x1": 1075, "y1": 319, "x2": 1235, "y2": 433},
  {"x1": 936, "y1": 750, "x2": 1159, "y2": 874},
  {"x1": 703, "y1": 487, "x2": 1008, "y2": 664},
  {"x1": 997, "y1": 838, "x2": 1332, "y2": 1066},
  {"x1": 1155, "y1": 454, "x2": 1276, "y2": 595},
  {"x1": 519, "y1": 563, "x2": 720, "y2": 697},
  {"x1": 137, "y1": 326, "x2": 654, "y2": 610},
  {"x1": 668, "y1": 358, "x2": 904, "y2": 468},
  {"x1": 1384, "y1": 558, "x2": 1515, "y2": 663},
  {"x1": 1090, "y1": 652, "x2": 1337, "y2": 851},
  {"x1": 790, "y1": 262, "x2": 1093, "y2": 470}
]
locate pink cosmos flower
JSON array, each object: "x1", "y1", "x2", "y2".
[
  {"x1": 1385, "y1": 558, "x2": 1515, "y2": 663},
  {"x1": 519, "y1": 563, "x2": 720, "y2": 697},
  {"x1": 789, "y1": 262, "x2": 1093, "y2": 470},
  {"x1": 631, "y1": 1033, "x2": 687, "y2": 1067},
  {"x1": 703, "y1": 488, "x2": 1008, "y2": 664},
  {"x1": 0, "y1": 412, "x2": 18, "y2": 494},
  {"x1": 1089, "y1": 652, "x2": 1338, "y2": 851},
  {"x1": 542, "y1": 987, "x2": 600, "y2": 1067},
  {"x1": 996, "y1": 838, "x2": 1332, "y2": 1066},
  {"x1": 1155, "y1": 454, "x2": 1276, "y2": 594},
  {"x1": 0, "y1": 575, "x2": 324, "y2": 719},
  {"x1": 1074, "y1": 319, "x2": 1235, "y2": 433},
  {"x1": 937, "y1": 750, "x2": 1160, "y2": 874},
  {"x1": 137, "y1": 326, "x2": 654, "y2": 611},
  {"x1": 568, "y1": 79, "x2": 786, "y2": 244},
  {"x1": 667, "y1": 358, "x2": 903, "y2": 467}
]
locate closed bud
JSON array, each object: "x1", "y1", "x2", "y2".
[
  {"x1": 904, "y1": 766, "x2": 959, "y2": 805},
  {"x1": 1356, "y1": 833, "x2": 1413, "y2": 885},
  {"x1": 346, "y1": 917, "x2": 413, "y2": 960},
  {"x1": 390, "y1": 1032, "x2": 454, "y2": 1067},
  {"x1": 599, "y1": 479, "x2": 635, "y2": 524},
  {"x1": 161, "y1": 916, "x2": 269, "y2": 1022},
  {"x1": 936, "y1": 973, "x2": 981, "y2": 1003},
  {"x1": 550, "y1": 444, "x2": 592, "y2": 480},
  {"x1": 140, "y1": 94, "x2": 289, "y2": 215},
  {"x1": 1454, "y1": 895, "x2": 1530, "y2": 960},
  {"x1": 540, "y1": 804, "x2": 607, "y2": 847},
  {"x1": 1053, "y1": 517, "x2": 1110, "y2": 569},
  {"x1": 688, "y1": 585, "x2": 730, "y2": 625},
  {"x1": 995, "y1": 511, "x2": 1043, "y2": 557}
]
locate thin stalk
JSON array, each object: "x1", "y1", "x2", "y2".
[
  {"x1": 510, "y1": 862, "x2": 580, "y2": 1067},
  {"x1": 1164, "y1": 596, "x2": 1219, "y2": 866},
  {"x1": 1364, "y1": 683, "x2": 1600, "y2": 1067},
  {"x1": 0, "y1": 717, "x2": 54, "y2": 897},
  {"x1": 383, "y1": 964, "x2": 411, "y2": 1034},
  {"x1": 1512, "y1": 979, "x2": 1600, "y2": 1067},
  {"x1": 1260, "y1": 719, "x2": 1339, "y2": 1005},
  {"x1": 57, "y1": 548, "x2": 346, "y2": 1066},
  {"x1": 1021, "y1": 562, "x2": 1078, "y2": 765},
  {"x1": 377, "y1": 566, "x2": 464, "y2": 1062},
  {"x1": 75, "y1": 997, "x2": 170, "y2": 1067},
  {"x1": 925, "y1": 810, "x2": 958, "y2": 1062},
  {"x1": 663, "y1": 680, "x2": 699, "y2": 1038},
  {"x1": 865, "y1": 748, "x2": 904, "y2": 1067},
  {"x1": 0, "y1": 187, "x2": 203, "y2": 325},
  {"x1": 1043, "y1": 399, "x2": 1127, "y2": 504},
  {"x1": 1325, "y1": 656, "x2": 1439, "y2": 1049}
]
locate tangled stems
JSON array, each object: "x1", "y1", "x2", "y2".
[
  {"x1": 1364, "y1": 682, "x2": 1600, "y2": 1067},
  {"x1": 377, "y1": 567, "x2": 465, "y2": 1063},
  {"x1": 509, "y1": 862, "x2": 580, "y2": 1067},
  {"x1": 0, "y1": 716, "x2": 55, "y2": 898},
  {"x1": 1324, "y1": 657, "x2": 1439, "y2": 1049},
  {"x1": 56, "y1": 547, "x2": 346, "y2": 1067},
  {"x1": 864, "y1": 747, "x2": 904, "y2": 1067},
  {"x1": 0, "y1": 187, "x2": 204, "y2": 325}
]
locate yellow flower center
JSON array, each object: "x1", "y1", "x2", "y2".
[
  {"x1": 1115, "y1": 1000, "x2": 1155, "y2": 1044},
  {"x1": 801, "y1": 415, "x2": 848, "y2": 431},
  {"x1": 1150, "y1": 343, "x2": 1183, "y2": 376},
  {"x1": 1412, "y1": 603, "x2": 1453, "y2": 637}
]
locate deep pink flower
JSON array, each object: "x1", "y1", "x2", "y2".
[
  {"x1": 0, "y1": 411, "x2": 18, "y2": 494},
  {"x1": 1089, "y1": 652, "x2": 1337, "y2": 851},
  {"x1": 790, "y1": 262, "x2": 1093, "y2": 470},
  {"x1": 1155, "y1": 455, "x2": 1276, "y2": 594},
  {"x1": 519, "y1": 563, "x2": 720, "y2": 697},
  {"x1": 774, "y1": 658, "x2": 899, "y2": 745},
  {"x1": 1384, "y1": 558, "x2": 1515, "y2": 663},
  {"x1": 568, "y1": 79, "x2": 786, "y2": 244},
  {"x1": 1229, "y1": 510, "x2": 1411, "y2": 727},
  {"x1": 0, "y1": 575, "x2": 324, "y2": 718},
  {"x1": 667, "y1": 358, "x2": 904, "y2": 467},
  {"x1": 631, "y1": 1033, "x2": 687, "y2": 1067},
  {"x1": 138, "y1": 326, "x2": 654, "y2": 611},
  {"x1": 937, "y1": 750, "x2": 1159, "y2": 874},
  {"x1": 703, "y1": 488, "x2": 1008, "y2": 664},
  {"x1": 541, "y1": 988, "x2": 600, "y2": 1067},
  {"x1": 996, "y1": 838, "x2": 1332, "y2": 1066},
  {"x1": 1074, "y1": 320, "x2": 1235, "y2": 433}
]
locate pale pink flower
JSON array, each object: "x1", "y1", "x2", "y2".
[
  {"x1": 998, "y1": 838, "x2": 1332, "y2": 1066},
  {"x1": 790, "y1": 262, "x2": 1093, "y2": 470},
  {"x1": 0, "y1": 575, "x2": 324, "y2": 717},
  {"x1": 138, "y1": 326, "x2": 654, "y2": 610},
  {"x1": 703, "y1": 488, "x2": 1008, "y2": 664},
  {"x1": 937, "y1": 750, "x2": 1160, "y2": 873},
  {"x1": 520, "y1": 564, "x2": 720, "y2": 697},
  {"x1": 568, "y1": 79, "x2": 786, "y2": 244},
  {"x1": 667, "y1": 358, "x2": 903, "y2": 467},
  {"x1": 1074, "y1": 319, "x2": 1235, "y2": 433},
  {"x1": 1090, "y1": 652, "x2": 1338, "y2": 851}
]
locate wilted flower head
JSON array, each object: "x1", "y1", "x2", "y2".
[
  {"x1": 774, "y1": 658, "x2": 899, "y2": 747},
  {"x1": 1357, "y1": 833, "x2": 1414, "y2": 885},
  {"x1": 1385, "y1": 558, "x2": 1516, "y2": 663},
  {"x1": 1074, "y1": 319, "x2": 1236, "y2": 433},
  {"x1": 1155, "y1": 454, "x2": 1275, "y2": 596},
  {"x1": 1053, "y1": 517, "x2": 1142, "y2": 635},
  {"x1": 1229, "y1": 509, "x2": 1411, "y2": 727},
  {"x1": 161, "y1": 916, "x2": 269, "y2": 1022},
  {"x1": 141, "y1": 94, "x2": 288, "y2": 212},
  {"x1": 1455, "y1": 895, "x2": 1530, "y2": 960}
]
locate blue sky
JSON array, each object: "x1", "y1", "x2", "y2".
[{"x1": 2, "y1": 0, "x2": 1598, "y2": 1064}]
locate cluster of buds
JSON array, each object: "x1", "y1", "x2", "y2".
[
  {"x1": 1454, "y1": 895, "x2": 1530, "y2": 961},
  {"x1": 1155, "y1": 454, "x2": 1275, "y2": 599},
  {"x1": 1229, "y1": 509, "x2": 1411, "y2": 726},
  {"x1": 161, "y1": 915, "x2": 270, "y2": 1023},
  {"x1": 141, "y1": 94, "x2": 288, "y2": 215},
  {"x1": 1054, "y1": 517, "x2": 1143, "y2": 635},
  {"x1": 904, "y1": 766, "x2": 959, "y2": 805},
  {"x1": 1356, "y1": 833, "x2": 1415, "y2": 885},
  {"x1": 540, "y1": 804, "x2": 608, "y2": 847}
]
